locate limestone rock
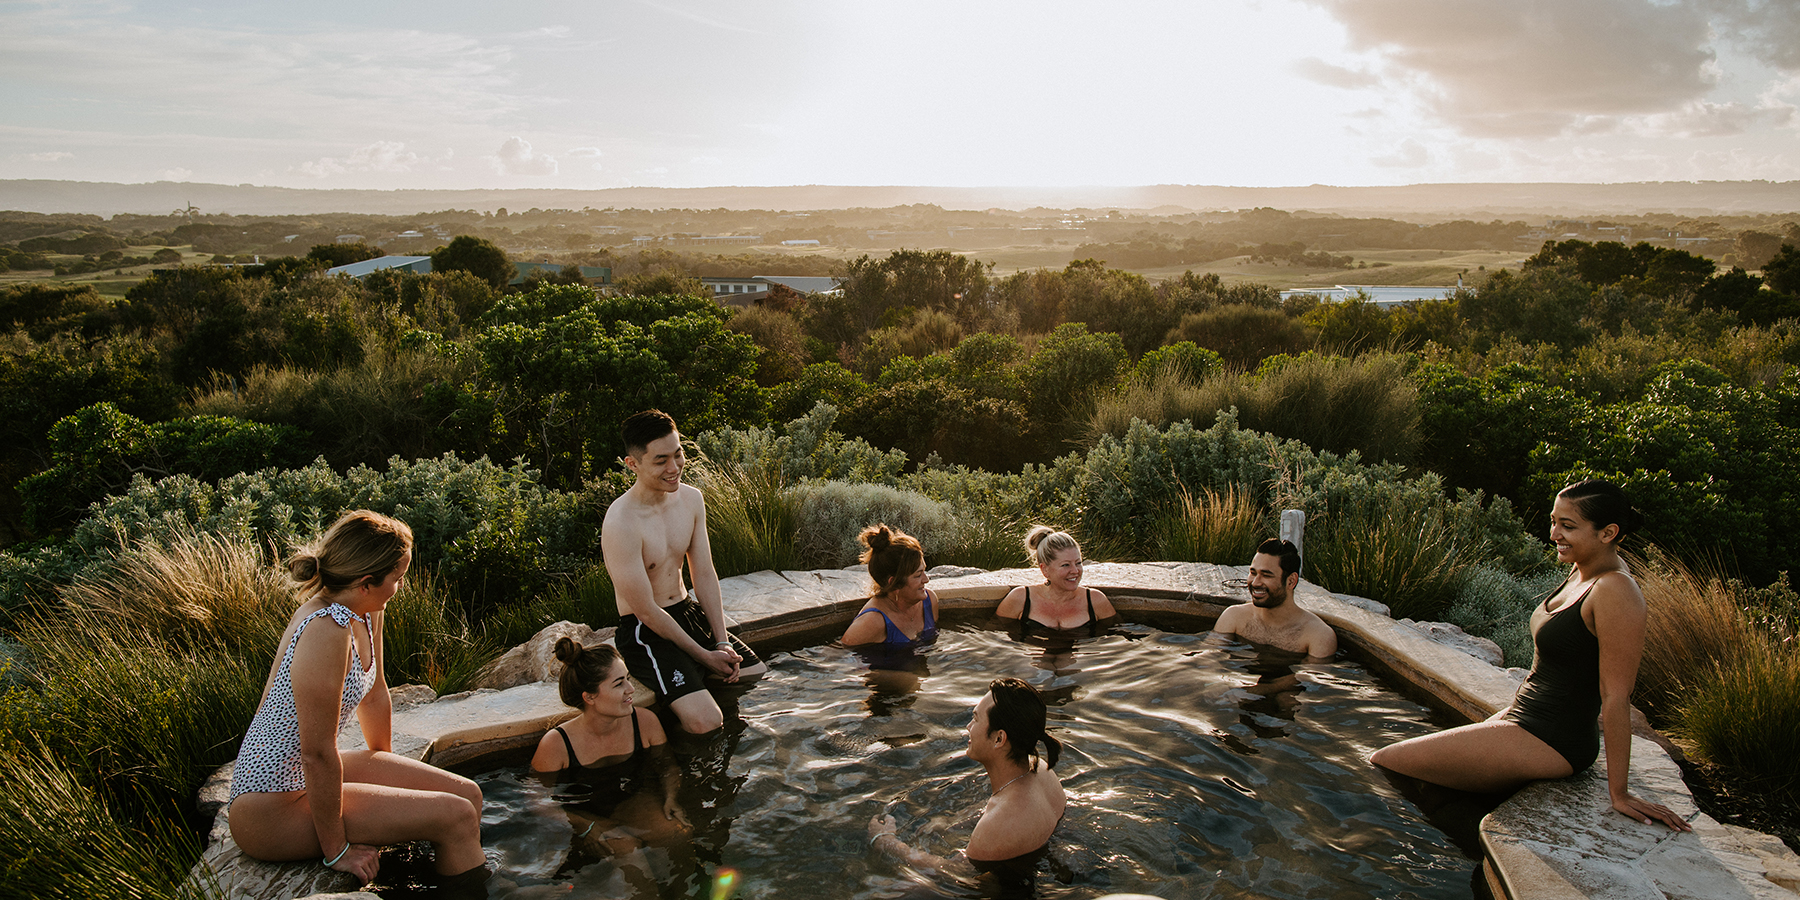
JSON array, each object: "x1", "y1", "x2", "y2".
[
  {"x1": 471, "y1": 621, "x2": 612, "y2": 690},
  {"x1": 927, "y1": 565, "x2": 985, "y2": 578},
  {"x1": 1330, "y1": 592, "x2": 1391, "y2": 617},
  {"x1": 1397, "y1": 618, "x2": 1505, "y2": 667},
  {"x1": 189, "y1": 811, "x2": 361, "y2": 900},
  {"x1": 389, "y1": 683, "x2": 437, "y2": 710}
]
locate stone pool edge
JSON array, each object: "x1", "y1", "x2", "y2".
[{"x1": 190, "y1": 561, "x2": 1799, "y2": 900}]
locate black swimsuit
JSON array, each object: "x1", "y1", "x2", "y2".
[
  {"x1": 1018, "y1": 586, "x2": 1102, "y2": 637},
  {"x1": 1502, "y1": 585, "x2": 1603, "y2": 772},
  {"x1": 551, "y1": 713, "x2": 651, "y2": 812}
]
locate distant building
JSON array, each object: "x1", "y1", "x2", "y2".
[
  {"x1": 1279, "y1": 284, "x2": 1460, "y2": 308},
  {"x1": 335, "y1": 234, "x2": 365, "y2": 243},
  {"x1": 781, "y1": 239, "x2": 821, "y2": 246},
  {"x1": 700, "y1": 275, "x2": 841, "y2": 300},
  {"x1": 326, "y1": 255, "x2": 432, "y2": 278}
]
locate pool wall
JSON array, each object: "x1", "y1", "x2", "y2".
[{"x1": 190, "y1": 562, "x2": 1798, "y2": 900}]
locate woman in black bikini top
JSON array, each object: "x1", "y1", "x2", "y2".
[
  {"x1": 1369, "y1": 480, "x2": 1690, "y2": 831},
  {"x1": 996, "y1": 525, "x2": 1118, "y2": 633},
  {"x1": 531, "y1": 638, "x2": 689, "y2": 857}
]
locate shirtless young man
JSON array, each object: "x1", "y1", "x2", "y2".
[
  {"x1": 1211, "y1": 538, "x2": 1337, "y2": 660},
  {"x1": 603, "y1": 410, "x2": 766, "y2": 734}
]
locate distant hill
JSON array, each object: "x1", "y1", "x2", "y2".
[{"x1": 2, "y1": 178, "x2": 1797, "y2": 218}]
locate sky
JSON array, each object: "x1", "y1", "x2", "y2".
[{"x1": 2, "y1": 0, "x2": 1798, "y2": 190}]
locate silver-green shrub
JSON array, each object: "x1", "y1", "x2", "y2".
[
  {"x1": 792, "y1": 480, "x2": 961, "y2": 568},
  {"x1": 1443, "y1": 564, "x2": 1566, "y2": 667}
]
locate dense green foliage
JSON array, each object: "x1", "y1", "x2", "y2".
[{"x1": 5, "y1": 227, "x2": 1800, "y2": 891}]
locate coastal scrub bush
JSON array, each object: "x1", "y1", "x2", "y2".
[
  {"x1": 19, "y1": 402, "x2": 310, "y2": 534},
  {"x1": 1527, "y1": 363, "x2": 1800, "y2": 584},
  {"x1": 1, "y1": 454, "x2": 607, "y2": 616},
  {"x1": 1441, "y1": 564, "x2": 1567, "y2": 667},
  {"x1": 1090, "y1": 352, "x2": 1421, "y2": 466},
  {"x1": 188, "y1": 340, "x2": 490, "y2": 471},
  {"x1": 792, "y1": 481, "x2": 960, "y2": 569},
  {"x1": 694, "y1": 404, "x2": 907, "y2": 486}
]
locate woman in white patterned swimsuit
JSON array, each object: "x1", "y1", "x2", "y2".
[{"x1": 228, "y1": 511, "x2": 485, "y2": 886}]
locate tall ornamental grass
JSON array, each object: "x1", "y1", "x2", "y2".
[
  {"x1": 383, "y1": 567, "x2": 502, "y2": 695},
  {"x1": 1294, "y1": 490, "x2": 1481, "y2": 621},
  {"x1": 691, "y1": 453, "x2": 802, "y2": 577},
  {"x1": 1632, "y1": 552, "x2": 1764, "y2": 722},
  {"x1": 0, "y1": 739, "x2": 212, "y2": 900},
  {"x1": 1144, "y1": 484, "x2": 1266, "y2": 566},
  {"x1": 1671, "y1": 639, "x2": 1800, "y2": 809}
]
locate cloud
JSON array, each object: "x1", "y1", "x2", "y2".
[
  {"x1": 568, "y1": 147, "x2": 603, "y2": 157},
  {"x1": 11, "y1": 151, "x2": 73, "y2": 162},
  {"x1": 1292, "y1": 57, "x2": 1381, "y2": 90},
  {"x1": 491, "y1": 137, "x2": 557, "y2": 176},
  {"x1": 294, "y1": 141, "x2": 436, "y2": 178},
  {"x1": 161, "y1": 167, "x2": 193, "y2": 181},
  {"x1": 1371, "y1": 137, "x2": 1430, "y2": 167},
  {"x1": 1308, "y1": 0, "x2": 1719, "y2": 137},
  {"x1": 1637, "y1": 99, "x2": 1793, "y2": 138},
  {"x1": 1707, "y1": 0, "x2": 1800, "y2": 72}
]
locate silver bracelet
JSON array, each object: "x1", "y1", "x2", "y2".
[{"x1": 870, "y1": 831, "x2": 894, "y2": 846}]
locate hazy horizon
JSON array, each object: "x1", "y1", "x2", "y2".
[{"x1": 4, "y1": 1, "x2": 1799, "y2": 192}]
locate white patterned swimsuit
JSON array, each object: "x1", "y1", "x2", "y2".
[{"x1": 229, "y1": 603, "x2": 377, "y2": 801}]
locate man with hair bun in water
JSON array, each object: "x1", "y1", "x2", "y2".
[
  {"x1": 868, "y1": 677, "x2": 1066, "y2": 894},
  {"x1": 1211, "y1": 537, "x2": 1336, "y2": 660},
  {"x1": 603, "y1": 409, "x2": 766, "y2": 735}
]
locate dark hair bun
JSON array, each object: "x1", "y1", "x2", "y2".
[
  {"x1": 859, "y1": 524, "x2": 892, "y2": 553},
  {"x1": 289, "y1": 556, "x2": 320, "y2": 581},
  {"x1": 554, "y1": 636, "x2": 584, "y2": 664}
]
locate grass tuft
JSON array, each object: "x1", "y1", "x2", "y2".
[
  {"x1": 0, "y1": 738, "x2": 211, "y2": 900},
  {"x1": 1147, "y1": 483, "x2": 1265, "y2": 565},
  {"x1": 690, "y1": 453, "x2": 802, "y2": 577},
  {"x1": 1671, "y1": 639, "x2": 1800, "y2": 809},
  {"x1": 1298, "y1": 497, "x2": 1477, "y2": 621},
  {"x1": 1633, "y1": 551, "x2": 1764, "y2": 722}
]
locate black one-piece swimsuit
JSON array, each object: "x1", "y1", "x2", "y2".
[{"x1": 1501, "y1": 585, "x2": 1602, "y2": 772}]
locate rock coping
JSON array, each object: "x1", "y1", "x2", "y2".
[{"x1": 190, "y1": 561, "x2": 1799, "y2": 900}]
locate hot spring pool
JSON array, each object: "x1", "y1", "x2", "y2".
[{"x1": 414, "y1": 621, "x2": 1473, "y2": 899}]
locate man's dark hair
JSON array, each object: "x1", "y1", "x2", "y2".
[
  {"x1": 1255, "y1": 538, "x2": 1301, "y2": 579},
  {"x1": 621, "y1": 409, "x2": 677, "y2": 456}
]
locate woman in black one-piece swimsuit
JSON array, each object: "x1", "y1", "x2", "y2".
[
  {"x1": 1370, "y1": 480, "x2": 1690, "y2": 831},
  {"x1": 531, "y1": 638, "x2": 690, "y2": 858}
]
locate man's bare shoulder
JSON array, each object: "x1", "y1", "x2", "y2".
[{"x1": 1213, "y1": 603, "x2": 1250, "y2": 633}]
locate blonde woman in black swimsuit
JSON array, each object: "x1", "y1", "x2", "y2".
[
  {"x1": 996, "y1": 526, "x2": 1117, "y2": 634},
  {"x1": 532, "y1": 639, "x2": 690, "y2": 859},
  {"x1": 1371, "y1": 480, "x2": 1690, "y2": 830}
]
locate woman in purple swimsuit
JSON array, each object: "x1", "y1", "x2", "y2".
[
  {"x1": 1371, "y1": 480, "x2": 1690, "y2": 830},
  {"x1": 842, "y1": 524, "x2": 939, "y2": 648}
]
